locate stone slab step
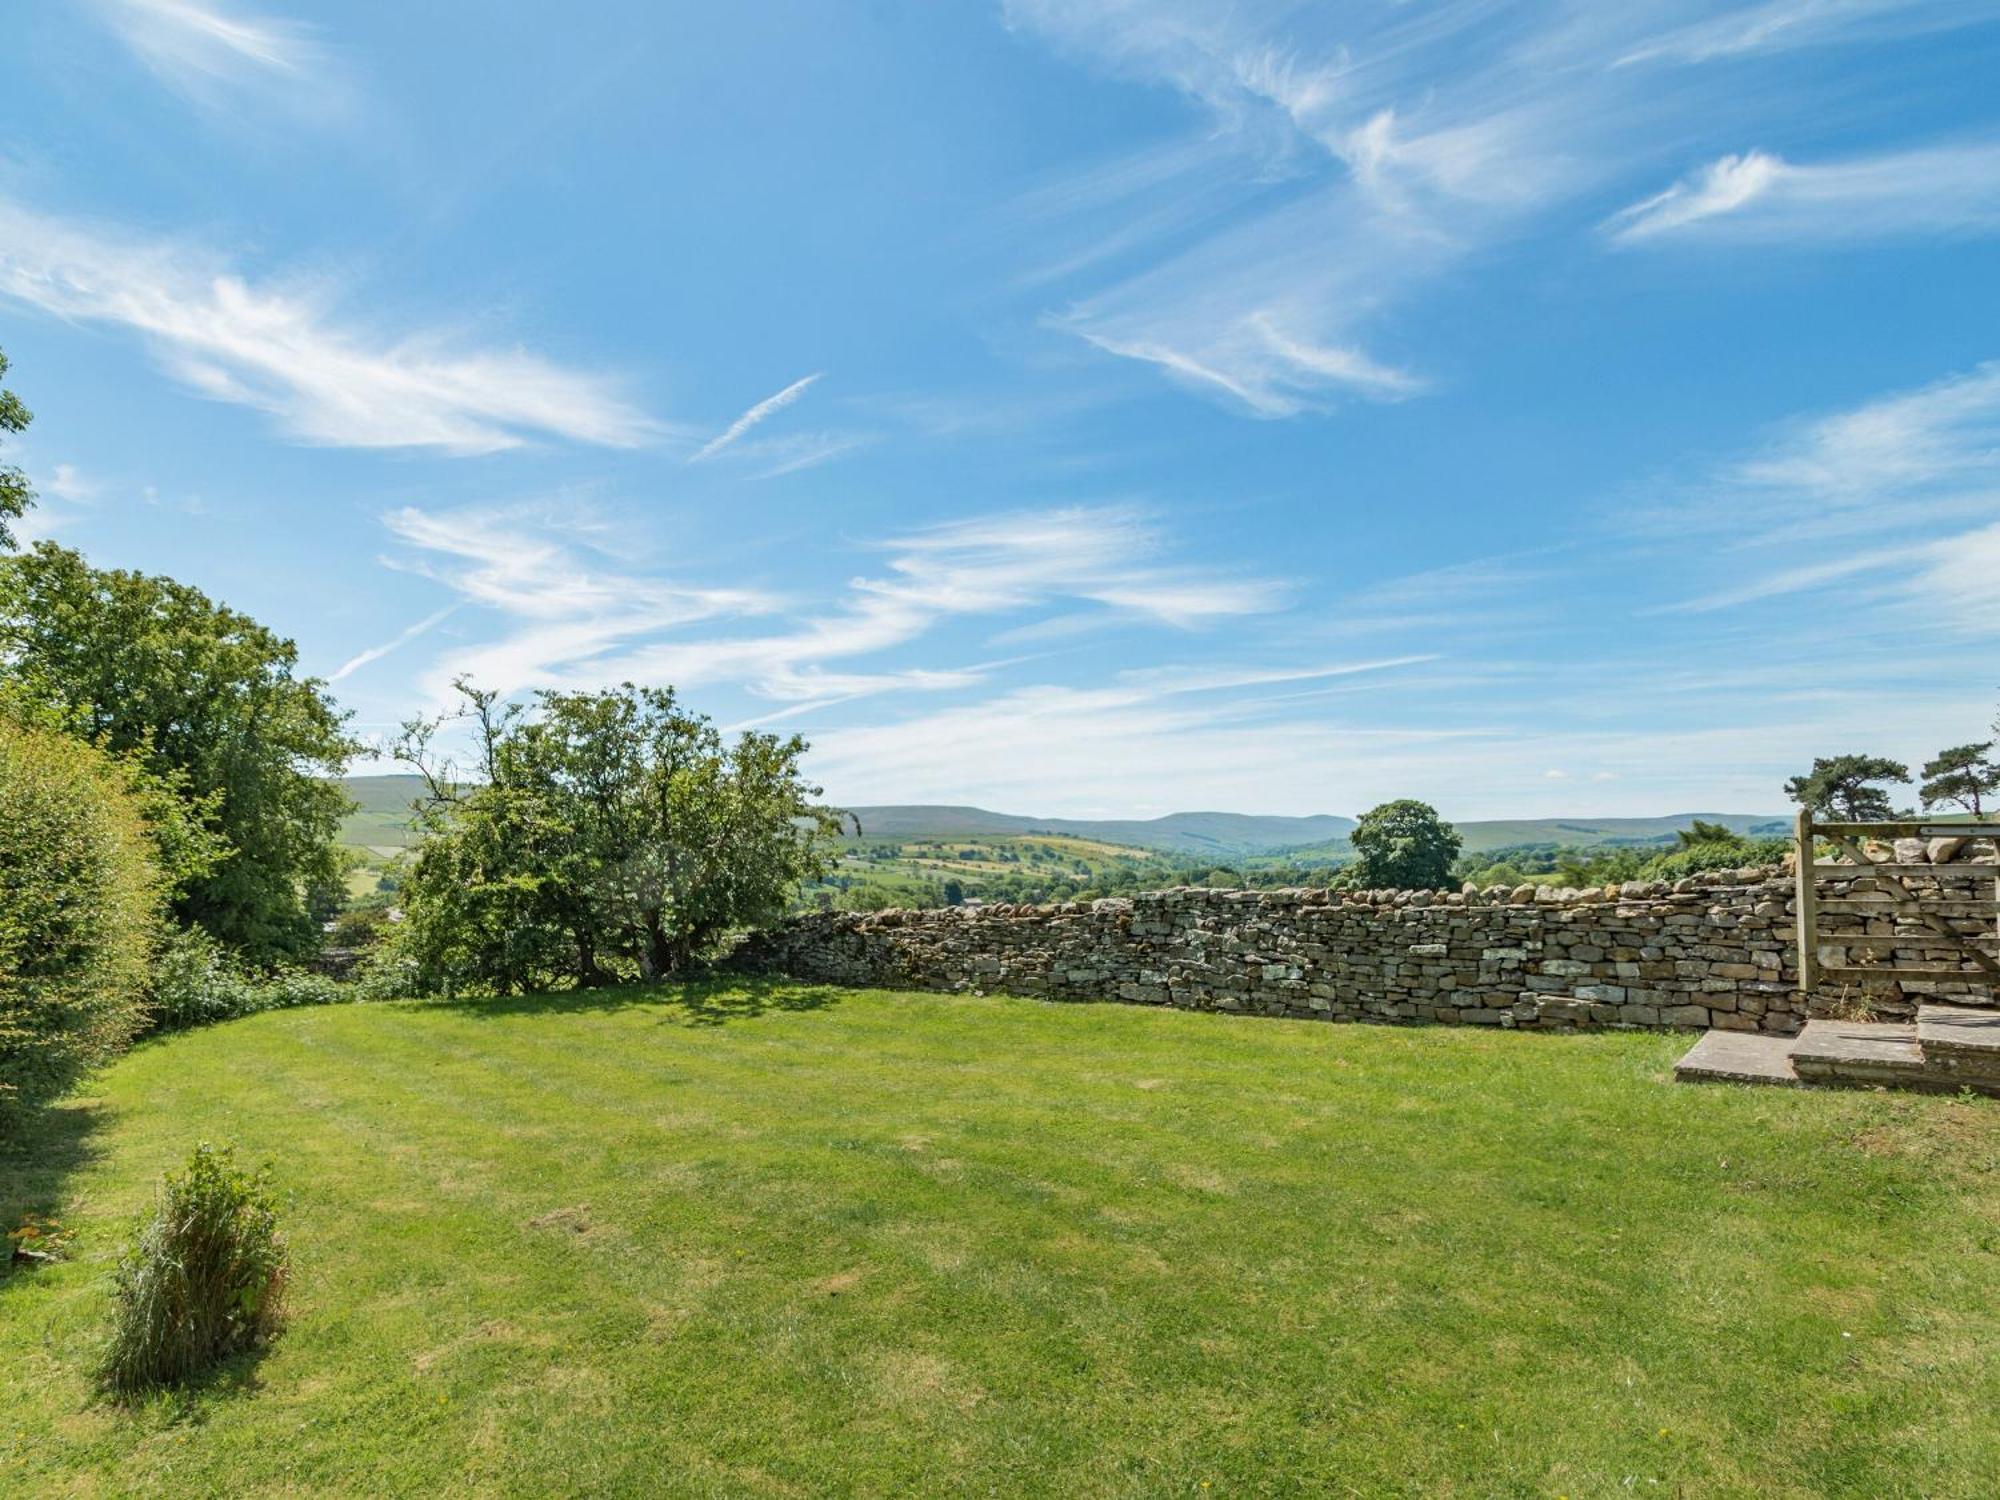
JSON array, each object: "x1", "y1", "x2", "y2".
[
  {"x1": 1916, "y1": 1004, "x2": 2000, "y2": 1089},
  {"x1": 1791, "y1": 1019, "x2": 1925, "y2": 1088},
  {"x1": 1673, "y1": 1029, "x2": 1800, "y2": 1087},
  {"x1": 1918, "y1": 1002, "x2": 2000, "y2": 1052}
]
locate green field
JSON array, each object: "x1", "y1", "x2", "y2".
[{"x1": 6, "y1": 985, "x2": 1999, "y2": 1496}]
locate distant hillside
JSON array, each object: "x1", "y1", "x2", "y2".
[
  {"x1": 1449, "y1": 813, "x2": 1789, "y2": 855},
  {"x1": 341, "y1": 778, "x2": 1789, "y2": 863},
  {"x1": 839, "y1": 805, "x2": 1789, "y2": 859},
  {"x1": 839, "y1": 805, "x2": 1360, "y2": 857},
  {"x1": 338, "y1": 774, "x2": 431, "y2": 851}
]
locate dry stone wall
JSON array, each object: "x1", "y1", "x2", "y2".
[{"x1": 737, "y1": 863, "x2": 1995, "y2": 1033}]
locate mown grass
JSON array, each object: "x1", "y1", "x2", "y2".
[{"x1": 4, "y1": 982, "x2": 1998, "y2": 1497}]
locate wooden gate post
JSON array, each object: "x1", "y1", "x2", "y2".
[{"x1": 1794, "y1": 807, "x2": 1820, "y2": 994}]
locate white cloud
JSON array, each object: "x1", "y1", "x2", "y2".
[
  {"x1": 328, "y1": 605, "x2": 458, "y2": 684},
  {"x1": 381, "y1": 503, "x2": 771, "y2": 698},
  {"x1": 1606, "y1": 150, "x2": 1788, "y2": 239},
  {"x1": 800, "y1": 676, "x2": 1928, "y2": 818},
  {"x1": 1616, "y1": 0, "x2": 2000, "y2": 67},
  {"x1": 740, "y1": 431, "x2": 871, "y2": 480},
  {"x1": 691, "y1": 373, "x2": 822, "y2": 462},
  {"x1": 386, "y1": 502, "x2": 1289, "y2": 713},
  {"x1": 44, "y1": 463, "x2": 98, "y2": 502},
  {"x1": 0, "y1": 199, "x2": 662, "y2": 454},
  {"x1": 802, "y1": 671, "x2": 1455, "y2": 815},
  {"x1": 1636, "y1": 361, "x2": 2000, "y2": 629},
  {"x1": 1608, "y1": 141, "x2": 2000, "y2": 243},
  {"x1": 1910, "y1": 519, "x2": 2000, "y2": 631},
  {"x1": 1004, "y1": 1, "x2": 2000, "y2": 416},
  {"x1": 1078, "y1": 313, "x2": 1422, "y2": 417},
  {"x1": 1002, "y1": 2, "x2": 1640, "y2": 415},
  {"x1": 93, "y1": 0, "x2": 345, "y2": 119},
  {"x1": 1734, "y1": 360, "x2": 2000, "y2": 511}
]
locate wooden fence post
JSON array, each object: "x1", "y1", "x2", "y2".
[{"x1": 1794, "y1": 807, "x2": 1819, "y2": 995}]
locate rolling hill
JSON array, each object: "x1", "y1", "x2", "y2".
[
  {"x1": 837, "y1": 805, "x2": 1359, "y2": 857},
  {"x1": 338, "y1": 777, "x2": 1789, "y2": 863}
]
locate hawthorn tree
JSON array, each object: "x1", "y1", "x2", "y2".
[{"x1": 390, "y1": 681, "x2": 845, "y2": 993}]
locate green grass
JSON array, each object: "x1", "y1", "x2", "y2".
[{"x1": 5, "y1": 984, "x2": 1999, "y2": 1497}]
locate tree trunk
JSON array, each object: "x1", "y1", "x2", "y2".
[
  {"x1": 572, "y1": 928, "x2": 613, "y2": 988},
  {"x1": 642, "y1": 909, "x2": 674, "y2": 979}
]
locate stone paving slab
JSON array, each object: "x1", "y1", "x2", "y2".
[
  {"x1": 1915, "y1": 1004, "x2": 2000, "y2": 1093},
  {"x1": 1791, "y1": 1019, "x2": 1925, "y2": 1085},
  {"x1": 1917, "y1": 1003, "x2": 2000, "y2": 1054},
  {"x1": 1673, "y1": 1029, "x2": 1800, "y2": 1087}
]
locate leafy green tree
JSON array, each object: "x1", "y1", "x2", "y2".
[
  {"x1": 1784, "y1": 755, "x2": 1911, "y2": 823},
  {"x1": 0, "y1": 346, "x2": 32, "y2": 550},
  {"x1": 390, "y1": 682, "x2": 844, "y2": 993},
  {"x1": 1920, "y1": 742, "x2": 1998, "y2": 817},
  {"x1": 0, "y1": 544, "x2": 356, "y2": 960},
  {"x1": 1347, "y1": 799, "x2": 1462, "y2": 890},
  {"x1": 941, "y1": 878, "x2": 966, "y2": 906}
]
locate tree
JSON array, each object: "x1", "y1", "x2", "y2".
[
  {"x1": 1676, "y1": 819, "x2": 1740, "y2": 848},
  {"x1": 390, "y1": 682, "x2": 844, "y2": 994},
  {"x1": 1920, "y1": 742, "x2": 1998, "y2": 817},
  {"x1": 0, "y1": 346, "x2": 33, "y2": 549},
  {"x1": 941, "y1": 878, "x2": 966, "y2": 907},
  {"x1": 1347, "y1": 799, "x2": 1462, "y2": 890},
  {"x1": 0, "y1": 544, "x2": 357, "y2": 960},
  {"x1": 1784, "y1": 755, "x2": 1911, "y2": 823}
]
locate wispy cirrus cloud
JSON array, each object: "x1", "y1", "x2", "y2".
[
  {"x1": 1607, "y1": 140, "x2": 2000, "y2": 243},
  {"x1": 1003, "y1": 0, "x2": 2000, "y2": 418},
  {"x1": 92, "y1": 0, "x2": 347, "y2": 120},
  {"x1": 1615, "y1": 0, "x2": 2000, "y2": 67},
  {"x1": 691, "y1": 373, "x2": 822, "y2": 461},
  {"x1": 0, "y1": 199, "x2": 663, "y2": 453},
  {"x1": 1000, "y1": 2, "x2": 1639, "y2": 414},
  {"x1": 1639, "y1": 360, "x2": 2000, "y2": 628},
  {"x1": 328, "y1": 605, "x2": 459, "y2": 684},
  {"x1": 380, "y1": 502, "x2": 772, "y2": 698},
  {"x1": 382, "y1": 502, "x2": 1288, "y2": 713}
]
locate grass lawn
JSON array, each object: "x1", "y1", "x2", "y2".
[{"x1": 5, "y1": 983, "x2": 1999, "y2": 1497}]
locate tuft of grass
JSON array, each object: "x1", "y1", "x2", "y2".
[{"x1": 98, "y1": 1143, "x2": 287, "y2": 1396}]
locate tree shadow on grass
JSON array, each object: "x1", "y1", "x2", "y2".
[
  {"x1": 1, "y1": 1098, "x2": 106, "y2": 1294},
  {"x1": 431, "y1": 974, "x2": 849, "y2": 1029}
]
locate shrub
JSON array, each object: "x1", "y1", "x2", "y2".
[
  {"x1": 1642, "y1": 837, "x2": 1789, "y2": 882},
  {"x1": 0, "y1": 720, "x2": 160, "y2": 1132},
  {"x1": 145, "y1": 927, "x2": 353, "y2": 1035},
  {"x1": 100, "y1": 1143, "x2": 288, "y2": 1394}
]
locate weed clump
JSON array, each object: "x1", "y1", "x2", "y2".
[{"x1": 99, "y1": 1143, "x2": 288, "y2": 1395}]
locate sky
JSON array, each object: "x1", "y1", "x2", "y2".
[{"x1": 3, "y1": 0, "x2": 1997, "y2": 821}]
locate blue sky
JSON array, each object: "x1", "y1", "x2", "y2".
[{"x1": 4, "y1": 1, "x2": 1998, "y2": 819}]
